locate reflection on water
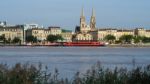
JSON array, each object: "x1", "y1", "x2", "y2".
[{"x1": 0, "y1": 47, "x2": 150, "y2": 78}]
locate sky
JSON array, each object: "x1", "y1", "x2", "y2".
[{"x1": 0, "y1": 0, "x2": 150, "y2": 30}]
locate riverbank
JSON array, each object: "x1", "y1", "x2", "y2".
[
  {"x1": 1, "y1": 43, "x2": 150, "y2": 47},
  {"x1": 106, "y1": 43, "x2": 150, "y2": 47}
]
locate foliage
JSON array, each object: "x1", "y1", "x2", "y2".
[
  {"x1": 0, "y1": 34, "x2": 6, "y2": 43},
  {"x1": 133, "y1": 36, "x2": 142, "y2": 43},
  {"x1": 7, "y1": 38, "x2": 11, "y2": 43},
  {"x1": 0, "y1": 63, "x2": 150, "y2": 84},
  {"x1": 0, "y1": 63, "x2": 69, "y2": 84},
  {"x1": 26, "y1": 36, "x2": 37, "y2": 43},
  {"x1": 104, "y1": 34, "x2": 116, "y2": 41},
  {"x1": 12, "y1": 37, "x2": 21, "y2": 44},
  {"x1": 47, "y1": 35, "x2": 63, "y2": 42},
  {"x1": 142, "y1": 37, "x2": 150, "y2": 43},
  {"x1": 133, "y1": 36, "x2": 150, "y2": 43},
  {"x1": 104, "y1": 34, "x2": 116, "y2": 43},
  {"x1": 62, "y1": 29, "x2": 72, "y2": 33},
  {"x1": 119, "y1": 35, "x2": 134, "y2": 44}
]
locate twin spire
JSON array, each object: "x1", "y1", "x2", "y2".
[
  {"x1": 91, "y1": 8, "x2": 95, "y2": 17},
  {"x1": 80, "y1": 8, "x2": 96, "y2": 29},
  {"x1": 81, "y1": 8, "x2": 84, "y2": 17},
  {"x1": 81, "y1": 8, "x2": 95, "y2": 17}
]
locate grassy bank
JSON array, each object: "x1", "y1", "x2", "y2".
[{"x1": 0, "y1": 63, "x2": 150, "y2": 84}]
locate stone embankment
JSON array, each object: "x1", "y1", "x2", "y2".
[{"x1": 107, "y1": 43, "x2": 150, "y2": 47}]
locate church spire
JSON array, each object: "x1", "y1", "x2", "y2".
[
  {"x1": 92, "y1": 8, "x2": 95, "y2": 17},
  {"x1": 80, "y1": 8, "x2": 86, "y2": 32},
  {"x1": 90, "y1": 8, "x2": 96, "y2": 30},
  {"x1": 81, "y1": 7, "x2": 84, "y2": 17}
]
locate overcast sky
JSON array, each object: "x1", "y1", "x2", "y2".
[{"x1": 0, "y1": 0, "x2": 150, "y2": 30}]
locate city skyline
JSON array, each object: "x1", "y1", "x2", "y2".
[{"x1": 0, "y1": 0, "x2": 150, "y2": 30}]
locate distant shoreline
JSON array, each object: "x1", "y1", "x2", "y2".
[
  {"x1": 0, "y1": 44, "x2": 150, "y2": 47},
  {"x1": 106, "y1": 44, "x2": 150, "y2": 47}
]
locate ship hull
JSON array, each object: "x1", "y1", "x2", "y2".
[{"x1": 63, "y1": 42, "x2": 105, "y2": 47}]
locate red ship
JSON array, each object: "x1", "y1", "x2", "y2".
[{"x1": 63, "y1": 41, "x2": 105, "y2": 46}]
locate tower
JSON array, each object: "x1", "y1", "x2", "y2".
[
  {"x1": 80, "y1": 8, "x2": 86, "y2": 32},
  {"x1": 90, "y1": 8, "x2": 96, "y2": 30}
]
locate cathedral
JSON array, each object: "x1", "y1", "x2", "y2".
[{"x1": 73, "y1": 8, "x2": 96, "y2": 41}]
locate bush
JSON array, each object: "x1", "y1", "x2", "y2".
[
  {"x1": 47, "y1": 35, "x2": 63, "y2": 42},
  {"x1": 0, "y1": 63, "x2": 150, "y2": 84}
]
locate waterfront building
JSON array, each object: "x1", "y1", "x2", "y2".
[
  {"x1": 135, "y1": 28, "x2": 150, "y2": 37},
  {"x1": 73, "y1": 8, "x2": 150, "y2": 42},
  {"x1": 145, "y1": 30, "x2": 150, "y2": 37},
  {"x1": 48, "y1": 26, "x2": 62, "y2": 35},
  {"x1": 61, "y1": 31, "x2": 73, "y2": 42},
  {"x1": 73, "y1": 9, "x2": 138, "y2": 42},
  {"x1": 73, "y1": 8, "x2": 96, "y2": 41},
  {"x1": 95, "y1": 28, "x2": 135, "y2": 41},
  {"x1": 96, "y1": 29, "x2": 117, "y2": 41},
  {"x1": 26, "y1": 28, "x2": 46, "y2": 41},
  {"x1": 116, "y1": 29, "x2": 134, "y2": 40},
  {"x1": 22, "y1": 23, "x2": 44, "y2": 43},
  {"x1": 0, "y1": 25, "x2": 24, "y2": 43},
  {"x1": 26, "y1": 26, "x2": 62, "y2": 42}
]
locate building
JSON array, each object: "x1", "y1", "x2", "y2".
[
  {"x1": 61, "y1": 31, "x2": 73, "y2": 42},
  {"x1": 26, "y1": 28, "x2": 47, "y2": 41},
  {"x1": 74, "y1": 8, "x2": 96, "y2": 41},
  {"x1": 0, "y1": 25, "x2": 24, "y2": 43},
  {"x1": 145, "y1": 30, "x2": 150, "y2": 37},
  {"x1": 94, "y1": 28, "x2": 135, "y2": 41},
  {"x1": 72, "y1": 9, "x2": 150, "y2": 42},
  {"x1": 96, "y1": 29, "x2": 117, "y2": 41},
  {"x1": 116, "y1": 29, "x2": 134, "y2": 40},
  {"x1": 26, "y1": 26, "x2": 62, "y2": 42},
  {"x1": 48, "y1": 26, "x2": 62, "y2": 35},
  {"x1": 135, "y1": 28, "x2": 150, "y2": 37}
]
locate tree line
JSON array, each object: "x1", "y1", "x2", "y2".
[
  {"x1": 0, "y1": 34, "x2": 63, "y2": 44},
  {"x1": 1, "y1": 34, "x2": 150, "y2": 44},
  {"x1": 26, "y1": 35, "x2": 63, "y2": 43},
  {"x1": 104, "y1": 34, "x2": 150, "y2": 44},
  {"x1": 0, "y1": 34, "x2": 21, "y2": 44}
]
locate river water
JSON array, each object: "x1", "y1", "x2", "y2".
[{"x1": 0, "y1": 47, "x2": 150, "y2": 78}]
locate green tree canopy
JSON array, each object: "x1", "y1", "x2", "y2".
[
  {"x1": 142, "y1": 36, "x2": 150, "y2": 43},
  {"x1": 133, "y1": 36, "x2": 143, "y2": 43},
  {"x1": 26, "y1": 36, "x2": 37, "y2": 43},
  {"x1": 12, "y1": 37, "x2": 21, "y2": 44},
  {"x1": 119, "y1": 35, "x2": 134, "y2": 44},
  {"x1": 47, "y1": 35, "x2": 63, "y2": 42},
  {"x1": 104, "y1": 34, "x2": 116, "y2": 41},
  {"x1": 104, "y1": 34, "x2": 116, "y2": 44},
  {"x1": 62, "y1": 29, "x2": 72, "y2": 33},
  {"x1": 0, "y1": 34, "x2": 6, "y2": 42}
]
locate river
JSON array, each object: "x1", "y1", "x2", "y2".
[{"x1": 0, "y1": 47, "x2": 150, "y2": 78}]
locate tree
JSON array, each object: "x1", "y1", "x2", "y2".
[
  {"x1": 12, "y1": 37, "x2": 21, "y2": 44},
  {"x1": 0, "y1": 34, "x2": 6, "y2": 43},
  {"x1": 47, "y1": 35, "x2": 63, "y2": 42},
  {"x1": 142, "y1": 37, "x2": 150, "y2": 43},
  {"x1": 119, "y1": 35, "x2": 134, "y2": 44},
  {"x1": 7, "y1": 38, "x2": 11, "y2": 44},
  {"x1": 133, "y1": 36, "x2": 142, "y2": 43},
  {"x1": 104, "y1": 34, "x2": 116, "y2": 44},
  {"x1": 62, "y1": 29, "x2": 72, "y2": 33},
  {"x1": 26, "y1": 36, "x2": 37, "y2": 43}
]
